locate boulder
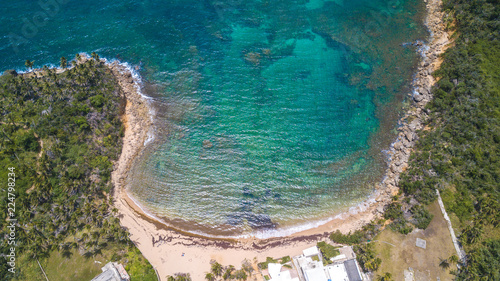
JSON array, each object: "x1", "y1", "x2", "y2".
[
  {"x1": 405, "y1": 130, "x2": 414, "y2": 142},
  {"x1": 393, "y1": 141, "x2": 402, "y2": 151},
  {"x1": 202, "y1": 140, "x2": 213, "y2": 148},
  {"x1": 419, "y1": 87, "x2": 428, "y2": 94},
  {"x1": 4, "y1": 69, "x2": 18, "y2": 77},
  {"x1": 402, "y1": 138, "x2": 410, "y2": 147},
  {"x1": 413, "y1": 92, "x2": 424, "y2": 102}
]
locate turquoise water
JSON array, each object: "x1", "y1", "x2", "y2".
[{"x1": 0, "y1": 0, "x2": 427, "y2": 237}]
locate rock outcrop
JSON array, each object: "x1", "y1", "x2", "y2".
[{"x1": 374, "y1": 0, "x2": 450, "y2": 212}]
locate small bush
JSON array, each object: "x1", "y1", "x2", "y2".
[
  {"x1": 329, "y1": 229, "x2": 364, "y2": 245},
  {"x1": 15, "y1": 131, "x2": 40, "y2": 152},
  {"x1": 384, "y1": 202, "x2": 403, "y2": 220},
  {"x1": 90, "y1": 94, "x2": 105, "y2": 108},
  {"x1": 411, "y1": 205, "x2": 434, "y2": 229},
  {"x1": 317, "y1": 241, "x2": 340, "y2": 259},
  {"x1": 389, "y1": 218, "x2": 414, "y2": 235},
  {"x1": 258, "y1": 257, "x2": 278, "y2": 270},
  {"x1": 280, "y1": 256, "x2": 291, "y2": 264},
  {"x1": 353, "y1": 243, "x2": 381, "y2": 272}
]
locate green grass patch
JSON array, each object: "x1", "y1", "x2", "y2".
[
  {"x1": 258, "y1": 257, "x2": 279, "y2": 270},
  {"x1": 13, "y1": 243, "x2": 156, "y2": 281},
  {"x1": 317, "y1": 241, "x2": 340, "y2": 265},
  {"x1": 373, "y1": 201, "x2": 456, "y2": 280}
]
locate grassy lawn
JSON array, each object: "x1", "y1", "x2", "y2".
[
  {"x1": 14, "y1": 242, "x2": 157, "y2": 281},
  {"x1": 373, "y1": 201, "x2": 457, "y2": 280},
  {"x1": 14, "y1": 249, "x2": 102, "y2": 281},
  {"x1": 43, "y1": 249, "x2": 103, "y2": 281}
]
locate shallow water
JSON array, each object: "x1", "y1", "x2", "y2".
[{"x1": 0, "y1": 0, "x2": 427, "y2": 237}]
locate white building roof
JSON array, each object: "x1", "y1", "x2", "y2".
[
  {"x1": 268, "y1": 263, "x2": 299, "y2": 281},
  {"x1": 268, "y1": 263, "x2": 283, "y2": 279},
  {"x1": 330, "y1": 254, "x2": 347, "y2": 262},
  {"x1": 326, "y1": 263, "x2": 349, "y2": 281},
  {"x1": 304, "y1": 267, "x2": 328, "y2": 281},
  {"x1": 91, "y1": 262, "x2": 130, "y2": 281},
  {"x1": 303, "y1": 246, "x2": 320, "y2": 257}
]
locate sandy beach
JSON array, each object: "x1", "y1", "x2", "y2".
[{"x1": 109, "y1": 0, "x2": 450, "y2": 279}]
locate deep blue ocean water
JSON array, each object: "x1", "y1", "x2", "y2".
[{"x1": 0, "y1": 0, "x2": 427, "y2": 237}]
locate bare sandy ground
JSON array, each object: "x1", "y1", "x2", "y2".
[{"x1": 109, "y1": 0, "x2": 450, "y2": 279}]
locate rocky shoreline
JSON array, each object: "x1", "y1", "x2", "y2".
[
  {"x1": 108, "y1": 60, "x2": 153, "y2": 206},
  {"x1": 374, "y1": 0, "x2": 451, "y2": 210}
]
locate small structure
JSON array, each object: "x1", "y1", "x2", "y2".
[
  {"x1": 302, "y1": 246, "x2": 321, "y2": 259},
  {"x1": 304, "y1": 266, "x2": 328, "y2": 281},
  {"x1": 327, "y1": 263, "x2": 349, "y2": 281},
  {"x1": 331, "y1": 254, "x2": 347, "y2": 263},
  {"x1": 268, "y1": 263, "x2": 299, "y2": 281},
  {"x1": 91, "y1": 262, "x2": 130, "y2": 281},
  {"x1": 343, "y1": 259, "x2": 362, "y2": 281},
  {"x1": 292, "y1": 245, "x2": 364, "y2": 281},
  {"x1": 294, "y1": 251, "x2": 328, "y2": 281},
  {"x1": 416, "y1": 238, "x2": 427, "y2": 249}
]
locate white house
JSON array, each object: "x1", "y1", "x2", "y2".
[{"x1": 91, "y1": 262, "x2": 130, "y2": 281}]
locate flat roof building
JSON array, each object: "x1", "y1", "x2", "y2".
[
  {"x1": 327, "y1": 263, "x2": 349, "y2": 281},
  {"x1": 268, "y1": 263, "x2": 299, "y2": 281},
  {"x1": 91, "y1": 262, "x2": 130, "y2": 281},
  {"x1": 292, "y1": 245, "x2": 364, "y2": 281},
  {"x1": 303, "y1": 246, "x2": 321, "y2": 258},
  {"x1": 343, "y1": 259, "x2": 362, "y2": 281},
  {"x1": 304, "y1": 266, "x2": 328, "y2": 281}
]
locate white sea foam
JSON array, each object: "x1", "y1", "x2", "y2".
[
  {"x1": 125, "y1": 189, "x2": 168, "y2": 224},
  {"x1": 97, "y1": 54, "x2": 157, "y2": 147},
  {"x1": 127, "y1": 187, "x2": 382, "y2": 239},
  {"x1": 238, "y1": 191, "x2": 380, "y2": 239}
]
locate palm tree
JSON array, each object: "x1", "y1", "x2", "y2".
[
  {"x1": 223, "y1": 266, "x2": 234, "y2": 280},
  {"x1": 449, "y1": 255, "x2": 459, "y2": 264},
  {"x1": 211, "y1": 261, "x2": 223, "y2": 277},
  {"x1": 75, "y1": 53, "x2": 81, "y2": 62},
  {"x1": 376, "y1": 272, "x2": 392, "y2": 281},
  {"x1": 25, "y1": 60, "x2": 34, "y2": 70},
  {"x1": 439, "y1": 258, "x2": 450, "y2": 269},
  {"x1": 91, "y1": 52, "x2": 100, "y2": 61},
  {"x1": 465, "y1": 225, "x2": 483, "y2": 244},
  {"x1": 234, "y1": 269, "x2": 247, "y2": 281},
  {"x1": 60, "y1": 57, "x2": 67, "y2": 68},
  {"x1": 241, "y1": 259, "x2": 254, "y2": 275},
  {"x1": 205, "y1": 273, "x2": 215, "y2": 281},
  {"x1": 81, "y1": 232, "x2": 89, "y2": 243}
]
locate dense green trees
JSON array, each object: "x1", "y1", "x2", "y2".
[
  {"x1": 0, "y1": 58, "x2": 155, "y2": 280},
  {"x1": 60, "y1": 56, "x2": 67, "y2": 68},
  {"x1": 398, "y1": 0, "x2": 499, "y2": 278},
  {"x1": 353, "y1": 243, "x2": 382, "y2": 272},
  {"x1": 24, "y1": 60, "x2": 34, "y2": 70}
]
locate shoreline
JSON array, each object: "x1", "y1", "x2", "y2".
[{"x1": 109, "y1": 0, "x2": 450, "y2": 279}]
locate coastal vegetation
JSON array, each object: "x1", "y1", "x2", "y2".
[
  {"x1": 372, "y1": 201, "x2": 457, "y2": 280},
  {"x1": 397, "y1": 0, "x2": 500, "y2": 278},
  {"x1": 257, "y1": 256, "x2": 289, "y2": 270},
  {"x1": 328, "y1": 0, "x2": 499, "y2": 279},
  {"x1": 169, "y1": 259, "x2": 257, "y2": 281},
  {"x1": 316, "y1": 241, "x2": 340, "y2": 265},
  {"x1": 0, "y1": 56, "x2": 156, "y2": 280}
]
